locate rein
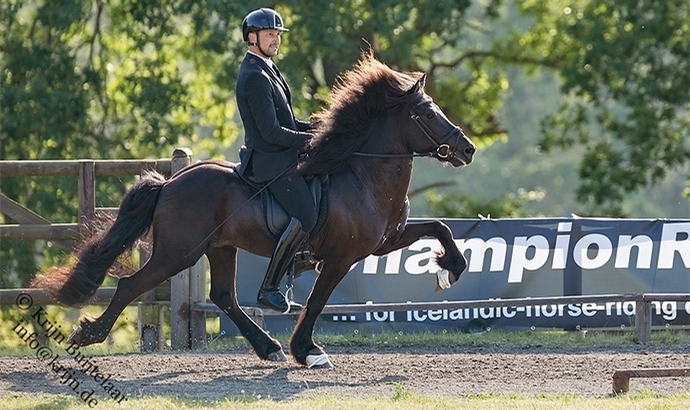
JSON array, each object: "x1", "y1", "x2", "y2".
[
  {"x1": 351, "y1": 100, "x2": 462, "y2": 160},
  {"x1": 351, "y1": 151, "x2": 434, "y2": 159}
]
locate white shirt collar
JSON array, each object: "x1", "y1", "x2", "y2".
[{"x1": 247, "y1": 51, "x2": 273, "y2": 68}]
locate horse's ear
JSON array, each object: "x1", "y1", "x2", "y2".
[{"x1": 408, "y1": 74, "x2": 426, "y2": 94}]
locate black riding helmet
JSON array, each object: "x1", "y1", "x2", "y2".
[{"x1": 242, "y1": 8, "x2": 289, "y2": 43}]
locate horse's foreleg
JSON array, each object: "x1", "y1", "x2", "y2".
[
  {"x1": 290, "y1": 258, "x2": 352, "y2": 368},
  {"x1": 373, "y1": 220, "x2": 466, "y2": 286},
  {"x1": 70, "y1": 252, "x2": 182, "y2": 347},
  {"x1": 206, "y1": 247, "x2": 285, "y2": 361}
]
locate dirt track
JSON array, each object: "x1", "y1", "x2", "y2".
[{"x1": 1, "y1": 345, "x2": 689, "y2": 402}]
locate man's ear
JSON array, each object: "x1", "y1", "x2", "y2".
[{"x1": 248, "y1": 32, "x2": 256, "y2": 43}]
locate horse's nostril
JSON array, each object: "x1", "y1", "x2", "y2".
[{"x1": 465, "y1": 146, "x2": 476, "y2": 157}]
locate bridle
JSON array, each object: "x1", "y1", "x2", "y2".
[
  {"x1": 408, "y1": 99, "x2": 465, "y2": 161},
  {"x1": 352, "y1": 99, "x2": 464, "y2": 161}
]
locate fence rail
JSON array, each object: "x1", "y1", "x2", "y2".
[
  {"x1": 0, "y1": 149, "x2": 192, "y2": 351},
  {"x1": 2, "y1": 288, "x2": 688, "y2": 349},
  {"x1": 192, "y1": 292, "x2": 690, "y2": 346},
  {"x1": 0, "y1": 286, "x2": 171, "y2": 306},
  {"x1": 0, "y1": 159, "x2": 172, "y2": 177}
]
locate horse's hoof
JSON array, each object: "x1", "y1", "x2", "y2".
[
  {"x1": 267, "y1": 350, "x2": 288, "y2": 362},
  {"x1": 306, "y1": 352, "x2": 333, "y2": 369},
  {"x1": 436, "y1": 269, "x2": 452, "y2": 291},
  {"x1": 67, "y1": 326, "x2": 82, "y2": 345}
]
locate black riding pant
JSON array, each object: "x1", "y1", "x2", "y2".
[{"x1": 268, "y1": 175, "x2": 317, "y2": 234}]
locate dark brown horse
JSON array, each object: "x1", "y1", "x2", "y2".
[{"x1": 33, "y1": 53, "x2": 476, "y2": 368}]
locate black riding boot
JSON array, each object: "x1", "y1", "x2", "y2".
[{"x1": 257, "y1": 217, "x2": 307, "y2": 313}]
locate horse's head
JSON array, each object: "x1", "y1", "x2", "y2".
[
  {"x1": 298, "y1": 54, "x2": 477, "y2": 176},
  {"x1": 405, "y1": 74, "x2": 476, "y2": 167}
]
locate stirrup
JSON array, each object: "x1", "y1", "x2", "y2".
[
  {"x1": 284, "y1": 270, "x2": 300, "y2": 314},
  {"x1": 281, "y1": 290, "x2": 303, "y2": 314}
]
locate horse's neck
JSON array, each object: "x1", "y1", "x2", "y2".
[{"x1": 352, "y1": 119, "x2": 414, "y2": 213}]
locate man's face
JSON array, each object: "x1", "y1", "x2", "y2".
[{"x1": 254, "y1": 29, "x2": 282, "y2": 57}]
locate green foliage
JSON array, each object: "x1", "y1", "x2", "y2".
[
  {"x1": 0, "y1": 0, "x2": 245, "y2": 284},
  {"x1": 0, "y1": 304, "x2": 139, "y2": 355},
  {"x1": 392, "y1": 383, "x2": 413, "y2": 401},
  {"x1": 278, "y1": 0, "x2": 508, "y2": 142},
  {"x1": 426, "y1": 188, "x2": 544, "y2": 218},
  {"x1": 529, "y1": 0, "x2": 690, "y2": 214}
]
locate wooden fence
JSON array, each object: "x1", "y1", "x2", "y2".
[
  {"x1": 3, "y1": 284, "x2": 689, "y2": 350},
  {"x1": 2, "y1": 151, "x2": 689, "y2": 351},
  {"x1": 192, "y1": 292, "x2": 690, "y2": 346},
  {"x1": 0, "y1": 148, "x2": 198, "y2": 351}
]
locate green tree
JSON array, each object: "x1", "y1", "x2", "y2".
[
  {"x1": 418, "y1": 0, "x2": 689, "y2": 218},
  {"x1": 427, "y1": 188, "x2": 544, "y2": 218},
  {"x1": 0, "y1": 0, "x2": 245, "y2": 285},
  {"x1": 518, "y1": 0, "x2": 690, "y2": 215},
  {"x1": 278, "y1": 0, "x2": 512, "y2": 142}
]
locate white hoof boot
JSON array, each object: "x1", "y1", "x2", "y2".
[
  {"x1": 267, "y1": 350, "x2": 288, "y2": 362},
  {"x1": 306, "y1": 352, "x2": 332, "y2": 369},
  {"x1": 436, "y1": 269, "x2": 452, "y2": 291}
]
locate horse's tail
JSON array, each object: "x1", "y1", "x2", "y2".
[{"x1": 31, "y1": 171, "x2": 167, "y2": 306}]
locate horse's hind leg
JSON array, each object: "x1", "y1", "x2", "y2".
[
  {"x1": 70, "y1": 252, "x2": 184, "y2": 347},
  {"x1": 206, "y1": 247, "x2": 285, "y2": 361}
]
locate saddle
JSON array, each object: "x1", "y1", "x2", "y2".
[
  {"x1": 236, "y1": 166, "x2": 329, "y2": 277},
  {"x1": 261, "y1": 174, "x2": 327, "y2": 237}
]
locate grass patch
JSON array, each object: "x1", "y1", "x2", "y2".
[
  {"x1": 2, "y1": 391, "x2": 690, "y2": 410},
  {"x1": 314, "y1": 328, "x2": 690, "y2": 349},
  {"x1": 0, "y1": 305, "x2": 140, "y2": 356},
  {"x1": 202, "y1": 328, "x2": 690, "y2": 352}
]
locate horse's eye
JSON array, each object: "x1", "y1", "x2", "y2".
[{"x1": 426, "y1": 112, "x2": 436, "y2": 119}]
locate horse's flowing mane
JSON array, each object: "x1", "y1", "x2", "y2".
[{"x1": 297, "y1": 52, "x2": 424, "y2": 176}]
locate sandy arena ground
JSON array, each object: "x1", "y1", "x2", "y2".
[{"x1": 1, "y1": 344, "x2": 689, "y2": 402}]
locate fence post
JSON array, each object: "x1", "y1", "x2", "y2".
[
  {"x1": 138, "y1": 160, "x2": 163, "y2": 352},
  {"x1": 190, "y1": 257, "x2": 207, "y2": 350},
  {"x1": 138, "y1": 290, "x2": 163, "y2": 351},
  {"x1": 78, "y1": 160, "x2": 95, "y2": 237},
  {"x1": 635, "y1": 298, "x2": 652, "y2": 344},
  {"x1": 169, "y1": 148, "x2": 196, "y2": 350}
]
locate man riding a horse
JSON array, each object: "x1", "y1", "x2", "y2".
[
  {"x1": 32, "y1": 40, "x2": 477, "y2": 368},
  {"x1": 236, "y1": 8, "x2": 317, "y2": 313}
]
